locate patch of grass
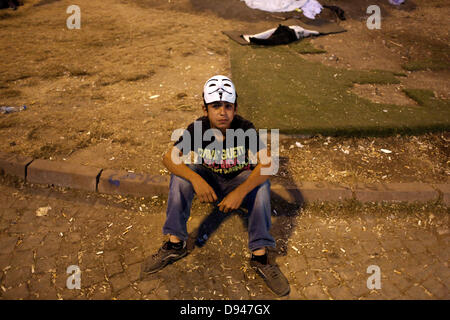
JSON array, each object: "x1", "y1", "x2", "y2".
[
  {"x1": 23, "y1": 79, "x2": 39, "y2": 87},
  {"x1": 0, "y1": 117, "x2": 18, "y2": 129},
  {"x1": 34, "y1": 0, "x2": 63, "y2": 7},
  {"x1": 27, "y1": 127, "x2": 39, "y2": 140},
  {"x1": 83, "y1": 37, "x2": 118, "y2": 48},
  {"x1": 97, "y1": 72, "x2": 122, "y2": 86},
  {"x1": 2, "y1": 89, "x2": 22, "y2": 98},
  {"x1": 346, "y1": 69, "x2": 400, "y2": 85},
  {"x1": 112, "y1": 136, "x2": 142, "y2": 146},
  {"x1": 206, "y1": 46, "x2": 228, "y2": 56},
  {"x1": 74, "y1": 138, "x2": 91, "y2": 150},
  {"x1": 177, "y1": 92, "x2": 188, "y2": 99},
  {"x1": 401, "y1": 59, "x2": 450, "y2": 72},
  {"x1": 387, "y1": 31, "x2": 449, "y2": 72},
  {"x1": 124, "y1": 70, "x2": 155, "y2": 82},
  {"x1": 98, "y1": 70, "x2": 155, "y2": 86},
  {"x1": 98, "y1": 79, "x2": 121, "y2": 86},
  {"x1": 90, "y1": 127, "x2": 114, "y2": 140},
  {"x1": 40, "y1": 64, "x2": 69, "y2": 79},
  {"x1": 34, "y1": 143, "x2": 61, "y2": 159},
  {"x1": 402, "y1": 88, "x2": 436, "y2": 106},
  {"x1": 176, "y1": 104, "x2": 194, "y2": 111},
  {"x1": 0, "y1": 11, "x2": 12, "y2": 20},
  {"x1": 289, "y1": 40, "x2": 326, "y2": 54},
  {"x1": 91, "y1": 94, "x2": 105, "y2": 100},
  {"x1": 69, "y1": 68, "x2": 91, "y2": 77},
  {"x1": 230, "y1": 41, "x2": 450, "y2": 136},
  {"x1": 5, "y1": 74, "x2": 31, "y2": 82}
]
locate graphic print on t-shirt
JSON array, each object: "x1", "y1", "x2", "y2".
[
  {"x1": 197, "y1": 144, "x2": 249, "y2": 175},
  {"x1": 173, "y1": 115, "x2": 266, "y2": 179}
]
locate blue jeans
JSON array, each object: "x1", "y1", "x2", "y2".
[{"x1": 162, "y1": 164, "x2": 276, "y2": 252}]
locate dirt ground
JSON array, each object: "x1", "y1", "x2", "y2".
[{"x1": 0, "y1": 0, "x2": 448, "y2": 185}]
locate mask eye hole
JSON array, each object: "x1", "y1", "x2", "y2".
[
  {"x1": 224, "y1": 83, "x2": 231, "y2": 87},
  {"x1": 209, "y1": 83, "x2": 216, "y2": 87}
]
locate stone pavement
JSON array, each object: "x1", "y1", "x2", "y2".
[{"x1": 0, "y1": 175, "x2": 448, "y2": 300}]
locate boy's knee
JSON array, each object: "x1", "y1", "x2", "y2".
[
  {"x1": 256, "y1": 180, "x2": 271, "y2": 196},
  {"x1": 170, "y1": 174, "x2": 193, "y2": 192}
]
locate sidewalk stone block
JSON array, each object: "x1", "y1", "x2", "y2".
[
  {"x1": 1, "y1": 284, "x2": 29, "y2": 300},
  {"x1": 98, "y1": 169, "x2": 170, "y2": 197},
  {"x1": 271, "y1": 181, "x2": 352, "y2": 203},
  {"x1": 27, "y1": 159, "x2": 101, "y2": 192},
  {"x1": 125, "y1": 263, "x2": 141, "y2": 283},
  {"x1": 0, "y1": 151, "x2": 33, "y2": 179},
  {"x1": 404, "y1": 285, "x2": 433, "y2": 300},
  {"x1": 421, "y1": 278, "x2": 448, "y2": 299},
  {"x1": 0, "y1": 236, "x2": 18, "y2": 255},
  {"x1": 303, "y1": 284, "x2": 329, "y2": 300},
  {"x1": 109, "y1": 273, "x2": 129, "y2": 292},
  {"x1": 329, "y1": 286, "x2": 354, "y2": 300},
  {"x1": 354, "y1": 183, "x2": 438, "y2": 203}
]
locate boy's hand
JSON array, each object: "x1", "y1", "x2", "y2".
[
  {"x1": 191, "y1": 176, "x2": 218, "y2": 203},
  {"x1": 218, "y1": 190, "x2": 245, "y2": 213}
]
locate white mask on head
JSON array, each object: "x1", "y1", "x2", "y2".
[{"x1": 203, "y1": 75, "x2": 237, "y2": 104}]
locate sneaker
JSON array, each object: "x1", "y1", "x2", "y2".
[
  {"x1": 140, "y1": 241, "x2": 187, "y2": 277},
  {"x1": 250, "y1": 259, "x2": 290, "y2": 297}
]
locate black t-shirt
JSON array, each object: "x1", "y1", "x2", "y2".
[{"x1": 173, "y1": 115, "x2": 266, "y2": 179}]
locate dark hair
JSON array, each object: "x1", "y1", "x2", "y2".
[
  {"x1": 202, "y1": 93, "x2": 238, "y2": 111},
  {"x1": 204, "y1": 101, "x2": 238, "y2": 113}
]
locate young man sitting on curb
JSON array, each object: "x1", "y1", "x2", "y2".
[{"x1": 141, "y1": 75, "x2": 290, "y2": 297}]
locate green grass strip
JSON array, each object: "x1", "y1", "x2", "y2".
[{"x1": 230, "y1": 40, "x2": 450, "y2": 136}]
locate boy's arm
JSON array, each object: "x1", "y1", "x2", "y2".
[
  {"x1": 218, "y1": 149, "x2": 272, "y2": 213},
  {"x1": 162, "y1": 147, "x2": 217, "y2": 203}
]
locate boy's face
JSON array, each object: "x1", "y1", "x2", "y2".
[{"x1": 203, "y1": 101, "x2": 236, "y2": 132}]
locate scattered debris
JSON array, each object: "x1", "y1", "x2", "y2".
[
  {"x1": 36, "y1": 206, "x2": 51, "y2": 217},
  {"x1": 0, "y1": 105, "x2": 27, "y2": 114}
]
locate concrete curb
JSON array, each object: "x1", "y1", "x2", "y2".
[
  {"x1": 271, "y1": 181, "x2": 353, "y2": 203},
  {"x1": 0, "y1": 151, "x2": 448, "y2": 206},
  {"x1": 0, "y1": 151, "x2": 33, "y2": 180},
  {"x1": 353, "y1": 182, "x2": 439, "y2": 203},
  {"x1": 98, "y1": 169, "x2": 170, "y2": 197},
  {"x1": 27, "y1": 159, "x2": 102, "y2": 193}
]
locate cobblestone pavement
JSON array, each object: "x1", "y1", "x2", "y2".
[{"x1": 0, "y1": 175, "x2": 448, "y2": 300}]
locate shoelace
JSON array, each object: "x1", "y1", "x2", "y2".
[
  {"x1": 261, "y1": 264, "x2": 281, "y2": 279},
  {"x1": 151, "y1": 242, "x2": 170, "y2": 259},
  {"x1": 152, "y1": 241, "x2": 184, "y2": 259},
  {"x1": 151, "y1": 248, "x2": 163, "y2": 260}
]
